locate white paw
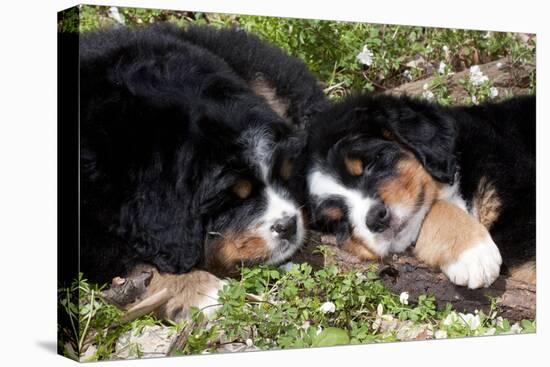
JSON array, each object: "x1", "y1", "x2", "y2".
[{"x1": 442, "y1": 235, "x2": 502, "y2": 289}]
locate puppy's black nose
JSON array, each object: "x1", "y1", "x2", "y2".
[
  {"x1": 366, "y1": 203, "x2": 390, "y2": 233},
  {"x1": 271, "y1": 215, "x2": 297, "y2": 240}
]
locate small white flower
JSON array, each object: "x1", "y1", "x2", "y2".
[
  {"x1": 426, "y1": 45, "x2": 434, "y2": 53},
  {"x1": 435, "y1": 330, "x2": 448, "y2": 339},
  {"x1": 422, "y1": 90, "x2": 434, "y2": 101},
  {"x1": 443, "y1": 312, "x2": 458, "y2": 326},
  {"x1": 438, "y1": 61, "x2": 447, "y2": 75},
  {"x1": 423, "y1": 83, "x2": 429, "y2": 90},
  {"x1": 377, "y1": 303, "x2": 384, "y2": 317},
  {"x1": 108, "y1": 6, "x2": 125, "y2": 25},
  {"x1": 495, "y1": 316, "x2": 504, "y2": 328},
  {"x1": 490, "y1": 87, "x2": 499, "y2": 99},
  {"x1": 245, "y1": 338, "x2": 254, "y2": 347},
  {"x1": 496, "y1": 62, "x2": 504, "y2": 69},
  {"x1": 469, "y1": 65, "x2": 489, "y2": 86},
  {"x1": 357, "y1": 45, "x2": 374, "y2": 66},
  {"x1": 399, "y1": 292, "x2": 409, "y2": 305},
  {"x1": 510, "y1": 322, "x2": 523, "y2": 334},
  {"x1": 403, "y1": 70, "x2": 412, "y2": 81},
  {"x1": 484, "y1": 327, "x2": 497, "y2": 336},
  {"x1": 459, "y1": 313, "x2": 481, "y2": 330},
  {"x1": 301, "y1": 321, "x2": 311, "y2": 330},
  {"x1": 443, "y1": 45, "x2": 449, "y2": 53},
  {"x1": 320, "y1": 301, "x2": 336, "y2": 314},
  {"x1": 471, "y1": 95, "x2": 478, "y2": 104},
  {"x1": 316, "y1": 325, "x2": 323, "y2": 335}
]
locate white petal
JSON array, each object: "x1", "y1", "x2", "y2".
[
  {"x1": 470, "y1": 65, "x2": 481, "y2": 75},
  {"x1": 377, "y1": 303, "x2": 384, "y2": 317},
  {"x1": 438, "y1": 61, "x2": 446, "y2": 74},
  {"x1": 320, "y1": 301, "x2": 336, "y2": 313},
  {"x1": 399, "y1": 292, "x2": 409, "y2": 305}
]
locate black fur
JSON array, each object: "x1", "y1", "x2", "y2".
[
  {"x1": 450, "y1": 96, "x2": 535, "y2": 268},
  {"x1": 78, "y1": 24, "x2": 327, "y2": 284},
  {"x1": 162, "y1": 24, "x2": 329, "y2": 127},
  {"x1": 308, "y1": 95, "x2": 458, "y2": 184},
  {"x1": 308, "y1": 93, "x2": 535, "y2": 268}
]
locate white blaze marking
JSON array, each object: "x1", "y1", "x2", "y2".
[
  {"x1": 243, "y1": 131, "x2": 305, "y2": 264},
  {"x1": 257, "y1": 187, "x2": 304, "y2": 264}
]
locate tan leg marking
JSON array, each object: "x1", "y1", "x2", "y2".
[
  {"x1": 414, "y1": 200, "x2": 502, "y2": 288},
  {"x1": 509, "y1": 261, "x2": 536, "y2": 284},
  {"x1": 473, "y1": 176, "x2": 502, "y2": 229},
  {"x1": 414, "y1": 200, "x2": 489, "y2": 267}
]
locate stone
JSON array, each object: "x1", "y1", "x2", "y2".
[{"x1": 114, "y1": 325, "x2": 176, "y2": 359}]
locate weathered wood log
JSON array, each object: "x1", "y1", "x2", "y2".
[
  {"x1": 101, "y1": 228, "x2": 535, "y2": 323},
  {"x1": 101, "y1": 271, "x2": 154, "y2": 308},
  {"x1": 291, "y1": 234, "x2": 536, "y2": 322},
  {"x1": 377, "y1": 254, "x2": 536, "y2": 321},
  {"x1": 385, "y1": 57, "x2": 534, "y2": 101}
]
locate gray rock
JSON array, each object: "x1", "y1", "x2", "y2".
[{"x1": 114, "y1": 325, "x2": 176, "y2": 359}]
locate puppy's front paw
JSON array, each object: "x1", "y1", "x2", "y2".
[{"x1": 441, "y1": 235, "x2": 502, "y2": 289}]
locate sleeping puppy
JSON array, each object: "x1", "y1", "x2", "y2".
[
  {"x1": 306, "y1": 94, "x2": 535, "y2": 289},
  {"x1": 77, "y1": 23, "x2": 327, "y2": 319}
]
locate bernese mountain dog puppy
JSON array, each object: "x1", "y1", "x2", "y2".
[
  {"x1": 306, "y1": 94, "x2": 535, "y2": 289},
  {"x1": 77, "y1": 24, "x2": 327, "y2": 319}
]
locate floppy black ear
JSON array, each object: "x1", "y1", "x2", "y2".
[
  {"x1": 381, "y1": 105, "x2": 457, "y2": 183},
  {"x1": 120, "y1": 191, "x2": 204, "y2": 274},
  {"x1": 144, "y1": 215, "x2": 204, "y2": 274}
]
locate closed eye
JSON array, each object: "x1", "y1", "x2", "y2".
[{"x1": 321, "y1": 207, "x2": 345, "y2": 222}]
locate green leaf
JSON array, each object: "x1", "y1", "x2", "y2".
[
  {"x1": 313, "y1": 327, "x2": 350, "y2": 347},
  {"x1": 520, "y1": 320, "x2": 536, "y2": 333}
]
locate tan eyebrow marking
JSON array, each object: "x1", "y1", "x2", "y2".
[
  {"x1": 232, "y1": 179, "x2": 252, "y2": 199},
  {"x1": 344, "y1": 157, "x2": 364, "y2": 176}
]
